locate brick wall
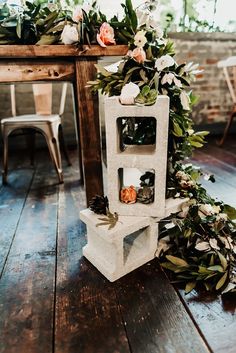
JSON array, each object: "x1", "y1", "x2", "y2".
[{"x1": 170, "y1": 32, "x2": 236, "y2": 125}]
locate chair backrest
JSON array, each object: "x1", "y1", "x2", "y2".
[
  {"x1": 218, "y1": 56, "x2": 236, "y2": 104},
  {"x1": 10, "y1": 82, "x2": 68, "y2": 117}
]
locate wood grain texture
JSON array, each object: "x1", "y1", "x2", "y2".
[
  {"x1": 178, "y1": 289, "x2": 236, "y2": 353},
  {"x1": 75, "y1": 58, "x2": 103, "y2": 205},
  {"x1": 0, "y1": 61, "x2": 75, "y2": 83},
  {"x1": 0, "y1": 169, "x2": 34, "y2": 276},
  {"x1": 0, "y1": 45, "x2": 128, "y2": 58},
  {"x1": 55, "y1": 157, "x2": 130, "y2": 353},
  {"x1": 116, "y1": 261, "x2": 210, "y2": 353},
  {"x1": 0, "y1": 163, "x2": 59, "y2": 353}
]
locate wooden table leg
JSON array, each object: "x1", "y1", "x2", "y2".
[{"x1": 75, "y1": 58, "x2": 104, "y2": 205}]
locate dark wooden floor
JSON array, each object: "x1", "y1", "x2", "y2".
[{"x1": 0, "y1": 137, "x2": 236, "y2": 353}]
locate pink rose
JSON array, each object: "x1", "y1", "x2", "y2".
[
  {"x1": 97, "y1": 23, "x2": 116, "y2": 47},
  {"x1": 128, "y1": 47, "x2": 146, "y2": 64}
]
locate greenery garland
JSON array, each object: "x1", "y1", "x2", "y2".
[
  {"x1": 88, "y1": 0, "x2": 236, "y2": 294},
  {"x1": 1, "y1": 0, "x2": 236, "y2": 294}
]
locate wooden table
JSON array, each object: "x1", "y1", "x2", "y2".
[{"x1": 0, "y1": 44, "x2": 128, "y2": 204}]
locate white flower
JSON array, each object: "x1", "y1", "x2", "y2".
[
  {"x1": 176, "y1": 171, "x2": 189, "y2": 181},
  {"x1": 104, "y1": 60, "x2": 123, "y2": 73},
  {"x1": 212, "y1": 205, "x2": 221, "y2": 214},
  {"x1": 72, "y1": 6, "x2": 83, "y2": 22},
  {"x1": 161, "y1": 73, "x2": 182, "y2": 87},
  {"x1": 136, "y1": 9, "x2": 149, "y2": 27},
  {"x1": 198, "y1": 204, "x2": 214, "y2": 217},
  {"x1": 179, "y1": 180, "x2": 195, "y2": 189},
  {"x1": 120, "y1": 83, "x2": 140, "y2": 105},
  {"x1": 72, "y1": 4, "x2": 92, "y2": 22},
  {"x1": 216, "y1": 213, "x2": 228, "y2": 222},
  {"x1": 136, "y1": 8, "x2": 163, "y2": 36},
  {"x1": 134, "y1": 30, "x2": 147, "y2": 48},
  {"x1": 155, "y1": 55, "x2": 175, "y2": 71},
  {"x1": 154, "y1": 25, "x2": 164, "y2": 38},
  {"x1": 61, "y1": 25, "x2": 79, "y2": 45},
  {"x1": 180, "y1": 90, "x2": 190, "y2": 111}
]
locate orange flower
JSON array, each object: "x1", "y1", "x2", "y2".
[
  {"x1": 97, "y1": 23, "x2": 116, "y2": 48},
  {"x1": 120, "y1": 185, "x2": 137, "y2": 204},
  {"x1": 128, "y1": 47, "x2": 146, "y2": 64}
]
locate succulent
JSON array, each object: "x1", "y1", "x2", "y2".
[
  {"x1": 89, "y1": 195, "x2": 109, "y2": 215},
  {"x1": 137, "y1": 186, "x2": 154, "y2": 204}
]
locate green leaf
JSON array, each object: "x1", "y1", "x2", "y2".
[
  {"x1": 36, "y1": 34, "x2": 58, "y2": 45},
  {"x1": 185, "y1": 281, "x2": 196, "y2": 294},
  {"x1": 217, "y1": 252, "x2": 228, "y2": 271},
  {"x1": 16, "y1": 16, "x2": 22, "y2": 39},
  {"x1": 166, "y1": 255, "x2": 189, "y2": 267},
  {"x1": 141, "y1": 85, "x2": 150, "y2": 97},
  {"x1": 207, "y1": 265, "x2": 224, "y2": 273},
  {"x1": 216, "y1": 271, "x2": 228, "y2": 290},
  {"x1": 94, "y1": 64, "x2": 112, "y2": 77},
  {"x1": 173, "y1": 121, "x2": 183, "y2": 137},
  {"x1": 223, "y1": 204, "x2": 236, "y2": 220}
]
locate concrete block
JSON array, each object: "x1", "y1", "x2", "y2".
[
  {"x1": 104, "y1": 96, "x2": 170, "y2": 218},
  {"x1": 80, "y1": 197, "x2": 188, "y2": 282},
  {"x1": 80, "y1": 209, "x2": 159, "y2": 282}
]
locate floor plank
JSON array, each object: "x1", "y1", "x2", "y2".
[
  {"x1": 116, "y1": 261, "x2": 210, "y2": 353},
  {"x1": 0, "y1": 138, "x2": 236, "y2": 353},
  {"x1": 178, "y1": 289, "x2": 236, "y2": 353},
  {"x1": 0, "y1": 163, "x2": 59, "y2": 353},
  {"x1": 55, "y1": 163, "x2": 130, "y2": 353},
  {"x1": 0, "y1": 169, "x2": 34, "y2": 276}
]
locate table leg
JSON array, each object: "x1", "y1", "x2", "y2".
[{"x1": 75, "y1": 58, "x2": 104, "y2": 205}]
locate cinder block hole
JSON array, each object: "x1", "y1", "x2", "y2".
[
  {"x1": 117, "y1": 117, "x2": 156, "y2": 154},
  {"x1": 118, "y1": 168, "x2": 155, "y2": 204},
  {"x1": 123, "y1": 227, "x2": 150, "y2": 266}
]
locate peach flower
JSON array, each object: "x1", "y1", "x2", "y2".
[
  {"x1": 128, "y1": 47, "x2": 146, "y2": 64},
  {"x1": 97, "y1": 23, "x2": 116, "y2": 48},
  {"x1": 120, "y1": 186, "x2": 137, "y2": 204}
]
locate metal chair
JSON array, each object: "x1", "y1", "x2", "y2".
[
  {"x1": 217, "y1": 56, "x2": 236, "y2": 146},
  {"x1": 1, "y1": 83, "x2": 69, "y2": 184}
]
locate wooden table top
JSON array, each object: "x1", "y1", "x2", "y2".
[{"x1": 0, "y1": 44, "x2": 128, "y2": 58}]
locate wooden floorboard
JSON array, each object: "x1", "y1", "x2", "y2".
[
  {"x1": 116, "y1": 261, "x2": 210, "y2": 353},
  {"x1": 0, "y1": 161, "x2": 59, "y2": 353},
  {"x1": 0, "y1": 169, "x2": 34, "y2": 276},
  {"x1": 0, "y1": 138, "x2": 236, "y2": 353},
  {"x1": 55, "y1": 162, "x2": 130, "y2": 353}
]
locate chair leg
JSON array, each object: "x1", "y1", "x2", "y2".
[
  {"x1": 45, "y1": 132, "x2": 63, "y2": 184},
  {"x1": 58, "y1": 125, "x2": 72, "y2": 166},
  {"x1": 2, "y1": 133, "x2": 9, "y2": 184},
  {"x1": 217, "y1": 104, "x2": 236, "y2": 146}
]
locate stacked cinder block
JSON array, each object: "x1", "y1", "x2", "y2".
[
  {"x1": 104, "y1": 96, "x2": 169, "y2": 218},
  {"x1": 80, "y1": 96, "x2": 187, "y2": 281}
]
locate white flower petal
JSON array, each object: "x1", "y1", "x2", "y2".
[{"x1": 120, "y1": 83, "x2": 140, "y2": 105}]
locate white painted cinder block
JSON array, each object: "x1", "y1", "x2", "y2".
[
  {"x1": 104, "y1": 96, "x2": 170, "y2": 218},
  {"x1": 80, "y1": 208, "x2": 158, "y2": 282},
  {"x1": 80, "y1": 197, "x2": 187, "y2": 282}
]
